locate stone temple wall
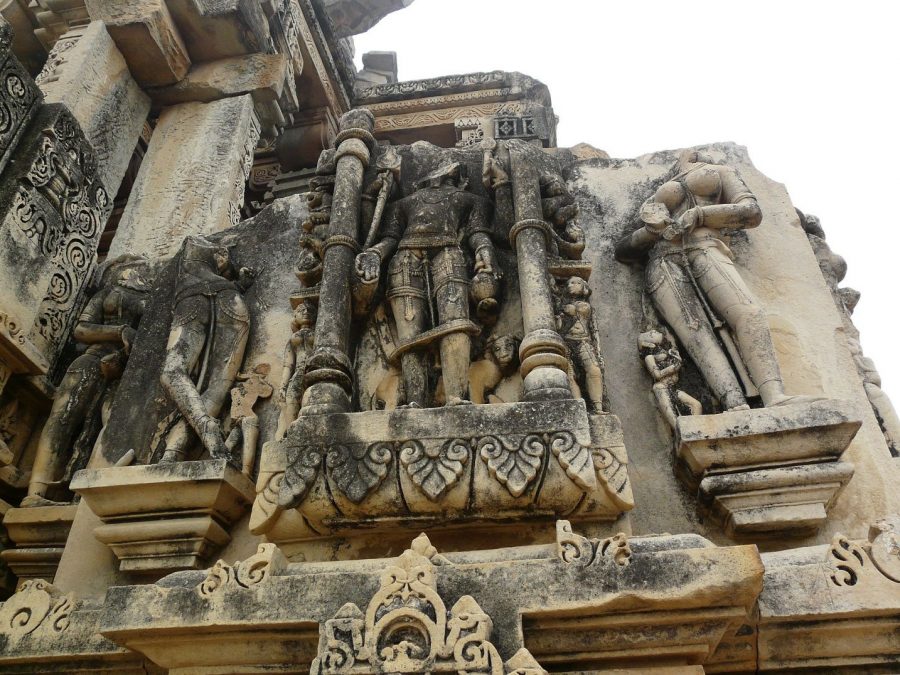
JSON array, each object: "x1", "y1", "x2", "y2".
[{"x1": 0, "y1": 2, "x2": 897, "y2": 673}]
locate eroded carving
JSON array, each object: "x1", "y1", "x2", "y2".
[
  {"x1": 311, "y1": 536, "x2": 546, "y2": 674},
  {"x1": 22, "y1": 256, "x2": 151, "y2": 506},
  {"x1": 198, "y1": 543, "x2": 288, "y2": 597},
  {"x1": 157, "y1": 236, "x2": 255, "y2": 467}
]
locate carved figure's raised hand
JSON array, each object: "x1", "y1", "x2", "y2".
[
  {"x1": 474, "y1": 246, "x2": 497, "y2": 275},
  {"x1": 238, "y1": 266, "x2": 256, "y2": 289},
  {"x1": 640, "y1": 201, "x2": 673, "y2": 235},
  {"x1": 482, "y1": 157, "x2": 509, "y2": 190},
  {"x1": 355, "y1": 249, "x2": 381, "y2": 282}
]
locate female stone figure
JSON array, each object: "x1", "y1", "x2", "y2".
[
  {"x1": 275, "y1": 301, "x2": 315, "y2": 439},
  {"x1": 638, "y1": 328, "x2": 702, "y2": 428},
  {"x1": 555, "y1": 276, "x2": 604, "y2": 413},
  {"x1": 159, "y1": 236, "x2": 254, "y2": 465},
  {"x1": 616, "y1": 151, "x2": 806, "y2": 411},
  {"x1": 22, "y1": 256, "x2": 151, "y2": 506}
]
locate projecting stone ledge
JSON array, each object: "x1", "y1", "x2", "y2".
[
  {"x1": 251, "y1": 399, "x2": 634, "y2": 551},
  {"x1": 70, "y1": 459, "x2": 254, "y2": 573},
  {"x1": 675, "y1": 399, "x2": 860, "y2": 538},
  {"x1": 95, "y1": 525, "x2": 763, "y2": 673}
]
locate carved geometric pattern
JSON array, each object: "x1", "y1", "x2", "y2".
[{"x1": 326, "y1": 442, "x2": 392, "y2": 503}]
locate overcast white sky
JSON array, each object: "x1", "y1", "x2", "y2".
[{"x1": 355, "y1": 0, "x2": 900, "y2": 404}]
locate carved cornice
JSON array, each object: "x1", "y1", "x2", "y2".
[{"x1": 356, "y1": 71, "x2": 550, "y2": 106}]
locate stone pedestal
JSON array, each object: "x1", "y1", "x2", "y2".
[
  {"x1": 252, "y1": 399, "x2": 634, "y2": 547},
  {"x1": 108, "y1": 95, "x2": 259, "y2": 258},
  {"x1": 676, "y1": 399, "x2": 861, "y2": 537},
  {"x1": 70, "y1": 460, "x2": 254, "y2": 574},
  {"x1": 0, "y1": 504, "x2": 78, "y2": 584}
]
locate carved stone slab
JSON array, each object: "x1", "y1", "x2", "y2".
[
  {"x1": 0, "y1": 504, "x2": 77, "y2": 584},
  {"x1": 253, "y1": 399, "x2": 633, "y2": 543},
  {"x1": 70, "y1": 459, "x2": 254, "y2": 573},
  {"x1": 674, "y1": 399, "x2": 861, "y2": 537},
  {"x1": 676, "y1": 398, "x2": 861, "y2": 477},
  {"x1": 0, "y1": 22, "x2": 42, "y2": 176}
]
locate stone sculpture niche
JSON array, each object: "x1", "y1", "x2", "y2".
[
  {"x1": 71, "y1": 227, "x2": 283, "y2": 574},
  {"x1": 251, "y1": 109, "x2": 633, "y2": 551},
  {"x1": 616, "y1": 150, "x2": 861, "y2": 537}
]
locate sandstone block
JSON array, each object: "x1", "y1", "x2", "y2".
[
  {"x1": 1, "y1": 504, "x2": 77, "y2": 584},
  {"x1": 108, "y1": 95, "x2": 259, "y2": 258},
  {"x1": 86, "y1": 0, "x2": 191, "y2": 87},
  {"x1": 71, "y1": 459, "x2": 255, "y2": 573},
  {"x1": 166, "y1": 0, "x2": 271, "y2": 62},
  {"x1": 37, "y1": 21, "x2": 151, "y2": 195}
]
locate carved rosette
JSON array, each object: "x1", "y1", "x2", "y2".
[{"x1": 311, "y1": 536, "x2": 546, "y2": 675}]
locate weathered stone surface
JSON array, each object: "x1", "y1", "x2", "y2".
[
  {"x1": 754, "y1": 522, "x2": 900, "y2": 670},
  {"x1": 85, "y1": 0, "x2": 191, "y2": 87},
  {"x1": 254, "y1": 400, "x2": 632, "y2": 544},
  {"x1": 676, "y1": 399, "x2": 861, "y2": 477},
  {"x1": 0, "y1": 504, "x2": 76, "y2": 584},
  {"x1": 147, "y1": 52, "x2": 296, "y2": 138},
  {"x1": 0, "y1": 19, "x2": 42, "y2": 176},
  {"x1": 323, "y1": 0, "x2": 413, "y2": 38},
  {"x1": 0, "y1": 579, "x2": 149, "y2": 672},
  {"x1": 108, "y1": 95, "x2": 259, "y2": 258},
  {"x1": 166, "y1": 0, "x2": 271, "y2": 62},
  {"x1": 0, "y1": 103, "x2": 112, "y2": 369},
  {"x1": 71, "y1": 460, "x2": 255, "y2": 573},
  {"x1": 37, "y1": 21, "x2": 151, "y2": 196},
  {"x1": 98, "y1": 529, "x2": 762, "y2": 673}
]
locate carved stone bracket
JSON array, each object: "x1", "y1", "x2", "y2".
[
  {"x1": 252, "y1": 399, "x2": 633, "y2": 544},
  {"x1": 71, "y1": 459, "x2": 255, "y2": 573},
  {"x1": 676, "y1": 398, "x2": 861, "y2": 537},
  {"x1": 0, "y1": 503, "x2": 78, "y2": 585}
]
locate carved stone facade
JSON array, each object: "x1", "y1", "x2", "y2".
[{"x1": 0, "y1": 3, "x2": 896, "y2": 674}]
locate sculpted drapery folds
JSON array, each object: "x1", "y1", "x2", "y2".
[
  {"x1": 355, "y1": 162, "x2": 498, "y2": 408},
  {"x1": 158, "y1": 235, "x2": 255, "y2": 466},
  {"x1": 616, "y1": 151, "x2": 815, "y2": 413},
  {"x1": 22, "y1": 256, "x2": 152, "y2": 507}
]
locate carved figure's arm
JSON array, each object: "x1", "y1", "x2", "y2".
[
  {"x1": 73, "y1": 291, "x2": 132, "y2": 346},
  {"x1": 615, "y1": 197, "x2": 668, "y2": 263},
  {"x1": 689, "y1": 166, "x2": 762, "y2": 231},
  {"x1": 278, "y1": 339, "x2": 297, "y2": 401}
]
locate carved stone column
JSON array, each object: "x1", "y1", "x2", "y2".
[
  {"x1": 508, "y1": 141, "x2": 571, "y2": 401},
  {"x1": 301, "y1": 108, "x2": 374, "y2": 415}
]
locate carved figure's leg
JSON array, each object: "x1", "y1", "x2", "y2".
[
  {"x1": 652, "y1": 382, "x2": 679, "y2": 428},
  {"x1": 197, "y1": 291, "x2": 250, "y2": 459},
  {"x1": 648, "y1": 257, "x2": 747, "y2": 410},
  {"x1": 26, "y1": 355, "x2": 104, "y2": 502},
  {"x1": 574, "y1": 341, "x2": 604, "y2": 412},
  {"x1": 433, "y1": 247, "x2": 471, "y2": 405},
  {"x1": 160, "y1": 298, "x2": 210, "y2": 462},
  {"x1": 689, "y1": 248, "x2": 786, "y2": 406},
  {"x1": 240, "y1": 415, "x2": 259, "y2": 475},
  {"x1": 387, "y1": 250, "x2": 428, "y2": 407}
]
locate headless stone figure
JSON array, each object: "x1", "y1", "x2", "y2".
[
  {"x1": 355, "y1": 162, "x2": 497, "y2": 407},
  {"x1": 23, "y1": 257, "x2": 150, "y2": 506},
  {"x1": 616, "y1": 151, "x2": 818, "y2": 410},
  {"x1": 638, "y1": 329, "x2": 702, "y2": 428},
  {"x1": 159, "y1": 236, "x2": 254, "y2": 465},
  {"x1": 225, "y1": 363, "x2": 273, "y2": 475}
]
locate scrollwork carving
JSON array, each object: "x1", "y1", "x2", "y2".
[
  {"x1": 556, "y1": 520, "x2": 631, "y2": 568},
  {"x1": 197, "y1": 544, "x2": 287, "y2": 597},
  {"x1": 0, "y1": 579, "x2": 74, "y2": 638}
]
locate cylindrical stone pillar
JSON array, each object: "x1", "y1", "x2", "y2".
[
  {"x1": 508, "y1": 142, "x2": 572, "y2": 401},
  {"x1": 301, "y1": 109, "x2": 375, "y2": 416}
]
